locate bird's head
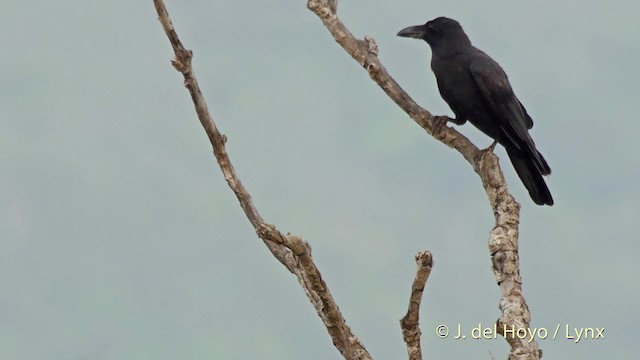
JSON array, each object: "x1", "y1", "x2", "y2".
[{"x1": 397, "y1": 17, "x2": 471, "y2": 50}]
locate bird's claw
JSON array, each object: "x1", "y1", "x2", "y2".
[{"x1": 431, "y1": 115, "x2": 450, "y2": 133}]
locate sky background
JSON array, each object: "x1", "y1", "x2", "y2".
[{"x1": 1, "y1": 0, "x2": 638, "y2": 359}]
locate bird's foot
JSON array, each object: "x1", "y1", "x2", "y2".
[{"x1": 431, "y1": 115, "x2": 450, "y2": 133}]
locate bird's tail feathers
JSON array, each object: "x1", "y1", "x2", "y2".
[
  {"x1": 531, "y1": 148, "x2": 551, "y2": 176},
  {"x1": 506, "y1": 147, "x2": 553, "y2": 206}
]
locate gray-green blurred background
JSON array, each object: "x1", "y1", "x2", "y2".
[{"x1": 2, "y1": 1, "x2": 638, "y2": 359}]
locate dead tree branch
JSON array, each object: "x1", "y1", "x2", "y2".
[
  {"x1": 400, "y1": 251, "x2": 433, "y2": 360},
  {"x1": 153, "y1": 1, "x2": 371, "y2": 359},
  {"x1": 306, "y1": 0, "x2": 540, "y2": 359}
]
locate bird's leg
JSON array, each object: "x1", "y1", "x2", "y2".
[
  {"x1": 483, "y1": 140, "x2": 498, "y2": 153},
  {"x1": 475, "y1": 140, "x2": 499, "y2": 165},
  {"x1": 448, "y1": 116, "x2": 467, "y2": 125},
  {"x1": 432, "y1": 115, "x2": 467, "y2": 135},
  {"x1": 432, "y1": 115, "x2": 458, "y2": 133}
]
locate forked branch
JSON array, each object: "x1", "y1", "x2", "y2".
[
  {"x1": 152, "y1": 0, "x2": 541, "y2": 358},
  {"x1": 307, "y1": 0, "x2": 540, "y2": 358}
]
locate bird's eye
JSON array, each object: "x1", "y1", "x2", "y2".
[{"x1": 426, "y1": 24, "x2": 436, "y2": 32}]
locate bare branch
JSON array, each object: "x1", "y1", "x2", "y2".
[
  {"x1": 401, "y1": 251, "x2": 433, "y2": 360},
  {"x1": 153, "y1": 1, "x2": 371, "y2": 359},
  {"x1": 307, "y1": 1, "x2": 540, "y2": 358}
]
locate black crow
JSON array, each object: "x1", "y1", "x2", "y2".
[{"x1": 398, "y1": 17, "x2": 553, "y2": 206}]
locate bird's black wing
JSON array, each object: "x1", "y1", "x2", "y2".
[
  {"x1": 468, "y1": 51, "x2": 550, "y2": 175},
  {"x1": 519, "y1": 99, "x2": 534, "y2": 129},
  {"x1": 468, "y1": 51, "x2": 533, "y2": 151}
]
